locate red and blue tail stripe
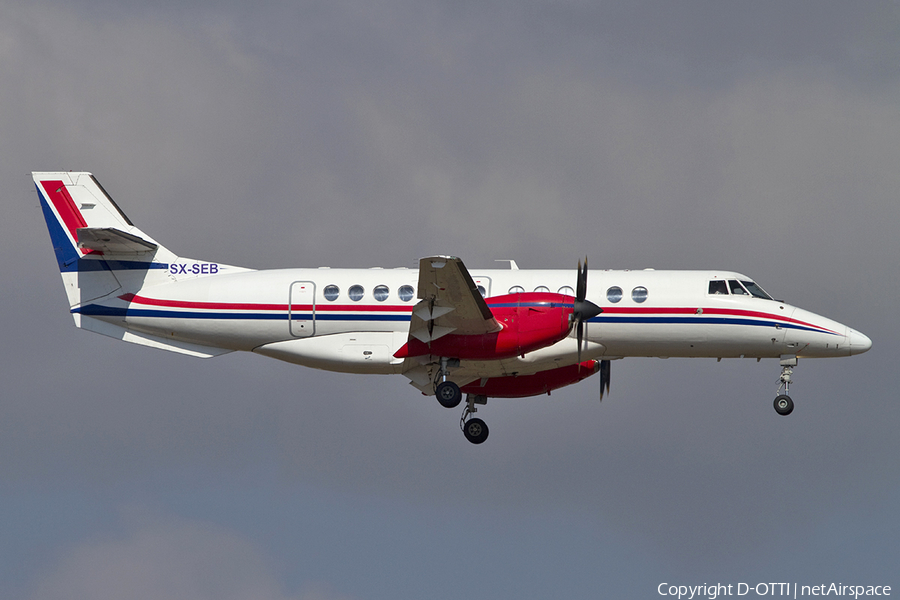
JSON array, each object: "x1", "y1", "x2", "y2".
[{"x1": 36, "y1": 180, "x2": 167, "y2": 273}]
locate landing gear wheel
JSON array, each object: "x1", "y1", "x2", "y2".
[
  {"x1": 774, "y1": 394, "x2": 794, "y2": 416},
  {"x1": 435, "y1": 381, "x2": 462, "y2": 408},
  {"x1": 463, "y1": 418, "x2": 489, "y2": 444}
]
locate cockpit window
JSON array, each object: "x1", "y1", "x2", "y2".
[
  {"x1": 729, "y1": 280, "x2": 749, "y2": 295},
  {"x1": 708, "y1": 280, "x2": 728, "y2": 295},
  {"x1": 741, "y1": 280, "x2": 773, "y2": 300}
]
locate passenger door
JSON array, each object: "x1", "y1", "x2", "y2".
[{"x1": 289, "y1": 281, "x2": 315, "y2": 337}]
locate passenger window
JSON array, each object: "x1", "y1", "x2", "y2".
[
  {"x1": 632, "y1": 286, "x2": 648, "y2": 303},
  {"x1": 373, "y1": 285, "x2": 389, "y2": 302},
  {"x1": 558, "y1": 286, "x2": 575, "y2": 296},
  {"x1": 708, "y1": 280, "x2": 728, "y2": 295},
  {"x1": 607, "y1": 286, "x2": 623, "y2": 303},
  {"x1": 324, "y1": 285, "x2": 340, "y2": 301},
  {"x1": 729, "y1": 280, "x2": 748, "y2": 295},
  {"x1": 534, "y1": 286, "x2": 550, "y2": 293},
  {"x1": 509, "y1": 285, "x2": 525, "y2": 294},
  {"x1": 349, "y1": 284, "x2": 365, "y2": 301},
  {"x1": 398, "y1": 285, "x2": 415, "y2": 302},
  {"x1": 477, "y1": 285, "x2": 486, "y2": 297}
]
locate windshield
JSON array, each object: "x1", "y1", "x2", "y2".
[{"x1": 740, "y1": 280, "x2": 773, "y2": 300}]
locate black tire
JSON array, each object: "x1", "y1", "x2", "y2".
[
  {"x1": 435, "y1": 381, "x2": 462, "y2": 408},
  {"x1": 773, "y1": 394, "x2": 794, "y2": 416},
  {"x1": 463, "y1": 418, "x2": 489, "y2": 444}
]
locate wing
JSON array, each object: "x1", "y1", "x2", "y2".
[{"x1": 408, "y1": 256, "x2": 501, "y2": 344}]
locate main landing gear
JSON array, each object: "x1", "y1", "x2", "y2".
[
  {"x1": 773, "y1": 355, "x2": 797, "y2": 416},
  {"x1": 431, "y1": 359, "x2": 489, "y2": 444},
  {"x1": 435, "y1": 381, "x2": 462, "y2": 408},
  {"x1": 460, "y1": 394, "x2": 489, "y2": 444},
  {"x1": 434, "y1": 357, "x2": 462, "y2": 408},
  {"x1": 431, "y1": 357, "x2": 487, "y2": 443}
]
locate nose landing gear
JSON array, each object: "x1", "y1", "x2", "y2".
[
  {"x1": 773, "y1": 355, "x2": 797, "y2": 416},
  {"x1": 774, "y1": 394, "x2": 794, "y2": 416}
]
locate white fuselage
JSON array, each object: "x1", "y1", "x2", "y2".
[{"x1": 77, "y1": 263, "x2": 869, "y2": 387}]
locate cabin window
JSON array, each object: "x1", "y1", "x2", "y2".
[
  {"x1": 558, "y1": 286, "x2": 575, "y2": 296},
  {"x1": 373, "y1": 285, "x2": 390, "y2": 302},
  {"x1": 729, "y1": 280, "x2": 749, "y2": 295},
  {"x1": 708, "y1": 280, "x2": 728, "y2": 295},
  {"x1": 534, "y1": 286, "x2": 550, "y2": 293},
  {"x1": 632, "y1": 286, "x2": 648, "y2": 303},
  {"x1": 607, "y1": 286, "x2": 623, "y2": 303},
  {"x1": 477, "y1": 285, "x2": 486, "y2": 297},
  {"x1": 509, "y1": 285, "x2": 525, "y2": 294},
  {"x1": 349, "y1": 284, "x2": 365, "y2": 301},
  {"x1": 324, "y1": 285, "x2": 340, "y2": 301},
  {"x1": 398, "y1": 285, "x2": 415, "y2": 302}
]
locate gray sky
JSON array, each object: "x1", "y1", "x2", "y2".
[{"x1": 2, "y1": 1, "x2": 898, "y2": 598}]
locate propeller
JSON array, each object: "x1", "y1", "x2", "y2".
[{"x1": 572, "y1": 257, "x2": 603, "y2": 365}]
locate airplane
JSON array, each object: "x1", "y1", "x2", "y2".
[{"x1": 33, "y1": 171, "x2": 872, "y2": 444}]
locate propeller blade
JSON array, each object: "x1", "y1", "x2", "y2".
[
  {"x1": 599, "y1": 359, "x2": 611, "y2": 400},
  {"x1": 581, "y1": 256, "x2": 588, "y2": 297},
  {"x1": 576, "y1": 319, "x2": 584, "y2": 364}
]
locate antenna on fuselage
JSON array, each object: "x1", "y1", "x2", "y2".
[{"x1": 494, "y1": 259, "x2": 519, "y2": 270}]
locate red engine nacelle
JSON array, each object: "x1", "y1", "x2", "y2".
[
  {"x1": 393, "y1": 292, "x2": 575, "y2": 361},
  {"x1": 461, "y1": 360, "x2": 600, "y2": 398}
]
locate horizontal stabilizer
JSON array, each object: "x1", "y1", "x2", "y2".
[{"x1": 77, "y1": 227, "x2": 158, "y2": 254}]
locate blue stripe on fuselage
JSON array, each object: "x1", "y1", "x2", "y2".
[
  {"x1": 72, "y1": 305, "x2": 408, "y2": 321},
  {"x1": 71, "y1": 305, "x2": 835, "y2": 334},
  {"x1": 592, "y1": 314, "x2": 837, "y2": 335}
]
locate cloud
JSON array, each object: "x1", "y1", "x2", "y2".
[{"x1": 27, "y1": 513, "x2": 353, "y2": 600}]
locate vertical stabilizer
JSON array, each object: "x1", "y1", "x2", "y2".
[{"x1": 33, "y1": 172, "x2": 175, "y2": 311}]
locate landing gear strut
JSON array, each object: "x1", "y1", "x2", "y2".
[
  {"x1": 460, "y1": 394, "x2": 489, "y2": 444},
  {"x1": 773, "y1": 355, "x2": 797, "y2": 416}
]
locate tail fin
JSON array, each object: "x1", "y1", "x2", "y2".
[
  {"x1": 33, "y1": 172, "x2": 236, "y2": 358},
  {"x1": 33, "y1": 171, "x2": 176, "y2": 309}
]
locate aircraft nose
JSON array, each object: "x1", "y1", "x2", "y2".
[{"x1": 847, "y1": 328, "x2": 872, "y2": 355}]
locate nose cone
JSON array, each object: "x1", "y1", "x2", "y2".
[{"x1": 848, "y1": 328, "x2": 873, "y2": 355}]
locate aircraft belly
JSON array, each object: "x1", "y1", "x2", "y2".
[
  {"x1": 122, "y1": 315, "x2": 287, "y2": 352},
  {"x1": 593, "y1": 320, "x2": 786, "y2": 358},
  {"x1": 254, "y1": 332, "x2": 407, "y2": 374}
]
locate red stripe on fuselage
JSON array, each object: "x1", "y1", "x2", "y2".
[
  {"x1": 601, "y1": 306, "x2": 837, "y2": 334},
  {"x1": 120, "y1": 294, "x2": 285, "y2": 311},
  {"x1": 118, "y1": 294, "x2": 835, "y2": 335},
  {"x1": 119, "y1": 294, "x2": 413, "y2": 313}
]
